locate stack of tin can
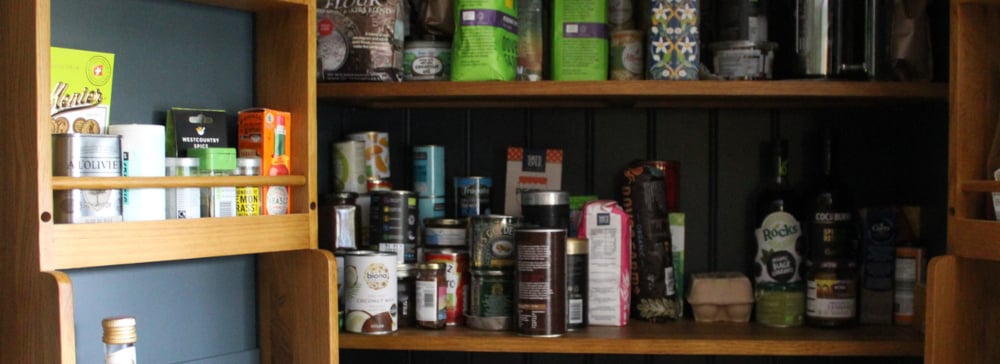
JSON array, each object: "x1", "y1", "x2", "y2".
[
  {"x1": 466, "y1": 215, "x2": 520, "y2": 330},
  {"x1": 413, "y1": 145, "x2": 446, "y2": 224}
]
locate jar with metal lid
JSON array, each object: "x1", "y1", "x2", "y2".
[
  {"x1": 235, "y1": 156, "x2": 261, "y2": 216},
  {"x1": 566, "y1": 237, "x2": 589, "y2": 330},
  {"x1": 521, "y1": 190, "x2": 570, "y2": 230},
  {"x1": 319, "y1": 192, "x2": 361, "y2": 251},
  {"x1": 806, "y1": 259, "x2": 857, "y2": 328},
  {"x1": 397, "y1": 263, "x2": 417, "y2": 327},
  {"x1": 165, "y1": 157, "x2": 201, "y2": 219},
  {"x1": 423, "y1": 218, "x2": 467, "y2": 247},
  {"x1": 415, "y1": 262, "x2": 447, "y2": 329},
  {"x1": 102, "y1": 315, "x2": 137, "y2": 364},
  {"x1": 187, "y1": 147, "x2": 237, "y2": 218}
]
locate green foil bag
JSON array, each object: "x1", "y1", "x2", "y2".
[
  {"x1": 451, "y1": 0, "x2": 519, "y2": 81},
  {"x1": 552, "y1": 0, "x2": 609, "y2": 81}
]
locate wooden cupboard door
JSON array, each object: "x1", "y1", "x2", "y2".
[{"x1": 924, "y1": 255, "x2": 1000, "y2": 364}]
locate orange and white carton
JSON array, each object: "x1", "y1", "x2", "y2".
[{"x1": 238, "y1": 108, "x2": 291, "y2": 215}]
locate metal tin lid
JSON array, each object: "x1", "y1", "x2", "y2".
[
  {"x1": 423, "y1": 247, "x2": 469, "y2": 255},
  {"x1": 165, "y1": 157, "x2": 199, "y2": 168},
  {"x1": 238, "y1": 156, "x2": 261, "y2": 168},
  {"x1": 424, "y1": 218, "x2": 466, "y2": 228},
  {"x1": 567, "y1": 237, "x2": 589, "y2": 255},
  {"x1": 102, "y1": 316, "x2": 137, "y2": 344},
  {"x1": 187, "y1": 147, "x2": 237, "y2": 171},
  {"x1": 322, "y1": 192, "x2": 360, "y2": 205},
  {"x1": 417, "y1": 262, "x2": 442, "y2": 271},
  {"x1": 521, "y1": 190, "x2": 569, "y2": 205},
  {"x1": 397, "y1": 263, "x2": 417, "y2": 278},
  {"x1": 472, "y1": 270, "x2": 513, "y2": 278}
]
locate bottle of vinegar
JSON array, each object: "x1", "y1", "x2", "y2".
[{"x1": 753, "y1": 138, "x2": 805, "y2": 327}]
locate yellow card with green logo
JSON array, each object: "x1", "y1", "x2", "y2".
[{"x1": 50, "y1": 47, "x2": 114, "y2": 134}]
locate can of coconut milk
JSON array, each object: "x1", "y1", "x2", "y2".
[
  {"x1": 52, "y1": 133, "x2": 123, "y2": 224},
  {"x1": 343, "y1": 251, "x2": 398, "y2": 334}
]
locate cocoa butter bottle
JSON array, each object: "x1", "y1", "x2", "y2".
[{"x1": 753, "y1": 138, "x2": 806, "y2": 327}]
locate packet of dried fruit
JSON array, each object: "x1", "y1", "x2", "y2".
[{"x1": 50, "y1": 47, "x2": 114, "y2": 134}]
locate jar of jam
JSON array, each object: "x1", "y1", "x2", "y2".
[
  {"x1": 806, "y1": 259, "x2": 858, "y2": 328},
  {"x1": 415, "y1": 263, "x2": 447, "y2": 329}
]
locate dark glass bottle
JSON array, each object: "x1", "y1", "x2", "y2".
[
  {"x1": 753, "y1": 138, "x2": 805, "y2": 327},
  {"x1": 806, "y1": 126, "x2": 858, "y2": 328}
]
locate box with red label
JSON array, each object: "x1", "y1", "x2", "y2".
[
  {"x1": 238, "y1": 108, "x2": 291, "y2": 215},
  {"x1": 504, "y1": 147, "x2": 563, "y2": 216}
]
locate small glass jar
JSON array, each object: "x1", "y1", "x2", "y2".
[
  {"x1": 415, "y1": 262, "x2": 447, "y2": 329},
  {"x1": 806, "y1": 259, "x2": 858, "y2": 328},
  {"x1": 397, "y1": 263, "x2": 417, "y2": 327},
  {"x1": 165, "y1": 157, "x2": 201, "y2": 219},
  {"x1": 102, "y1": 315, "x2": 137, "y2": 364},
  {"x1": 235, "y1": 156, "x2": 261, "y2": 216},
  {"x1": 187, "y1": 147, "x2": 237, "y2": 218}
]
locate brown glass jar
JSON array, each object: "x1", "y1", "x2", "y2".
[
  {"x1": 806, "y1": 259, "x2": 858, "y2": 328},
  {"x1": 415, "y1": 263, "x2": 447, "y2": 329}
]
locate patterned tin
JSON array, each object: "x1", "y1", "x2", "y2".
[
  {"x1": 343, "y1": 251, "x2": 398, "y2": 334},
  {"x1": 455, "y1": 176, "x2": 492, "y2": 217},
  {"x1": 468, "y1": 215, "x2": 520, "y2": 270},
  {"x1": 469, "y1": 269, "x2": 514, "y2": 317},
  {"x1": 332, "y1": 140, "x2": 367, "y2": 194},
  {"x1": 347, "y1": 131, "x2": 390, "y2": 179},
  {"x1": 52, "y1": 133, "x2": 123, "y2": 224},
  {"x1": 413, "y1": 145, "x2": 444, "y2": 197},
  {"x1": 370, "y1": 190, "x2": 418, "y2": 264}
]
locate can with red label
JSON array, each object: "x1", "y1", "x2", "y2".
[{"x1": 423, "y1": 248, "x2": 469, "y2": 326}]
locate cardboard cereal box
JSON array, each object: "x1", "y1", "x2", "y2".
[
  {"x1": 50, "y1": 47, "x2": 115, "y2": 134},
  {"x1": 504, "y1": 147, "x2": 563, "y2": 216},
  {"x1": 238, "y1": 108, "x2": 291, "y2": 215}
]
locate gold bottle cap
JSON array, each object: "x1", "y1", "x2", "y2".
[
  {"x1": 567, "y1": 237, "x2": 589, "y2": 255},
  {"x1": 102, "y1": 316, "x2": 137, "y2": 344}
]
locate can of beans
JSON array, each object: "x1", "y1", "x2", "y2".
[
  {"x1": 343, "y1": 251, "x2": 398, "y2": 334},
  {"x1": 469, "y1": 215, "x2": 520, "y2": 270},
  {"x1": 423, "y1": 248, "x2": 469, "y2": 326},
  {"x1": 370, "y1": 190, "x2": 418, "y2": 264},
  {"x1": 52, "y1": 133, "x2": 123, "y2": 224},
  {"x1": 413, "y1": 145, "x2": 445, "y2": 197},
  {"x1": 521, "y1": 190, "x2": 570, "y2": 229},
  {"x1": 455, "y1": 176, "x2": 491, "y2": 217},
  {"x1": 423, "y1": 218, "x2": 468, "y2": 247},
  {"x1": 515, "y1": 228, "x2": 567, "y2": 337}
]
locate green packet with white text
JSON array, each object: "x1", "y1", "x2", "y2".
[{"x1": 451, "y1": 0, "x2": 518, "y2": 81}]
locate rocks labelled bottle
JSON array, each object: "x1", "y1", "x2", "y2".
[
  {"x1": 806, "y1": 125, "x2": 858, "y2": 328},
  {"x1": 753, "y1": 138, "x2": 805, "y2": 327}
]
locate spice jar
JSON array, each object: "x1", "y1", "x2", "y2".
[
  {"x1": 415, "y1": 262, "x2": 447, "y2": 329},
  {"x1": 165, "y1": 157, "x2": 201, "y2": 219},
  {"x1": 235, "y1": 156, "x2": 261, "y2": 216},
  {"x1": 806, "y1": 259, "x2": 858, "y2": 328},
  {"x1": 187, "y1": 147, "x2": 237, "y2": 218},
  {"x1": 397, "y1": 263, "x2": 417, "y2": 327}
]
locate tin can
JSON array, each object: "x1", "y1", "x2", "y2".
[
  {"x1": 610, "y1": 30, "x2": 644, "y2": 80},
  {"x1": 333, "y1": 140, "x2": 367, "y2": 194},
  {"x1": 423, "y1": 218, "x2": 467, "y2": 247},
  {"x1": 521, "y1": 190, "x2": 570, "y2": 229},
  {"x1": 367, "y1": 177, "x2": 392, "y2": 192},
  {"x1": 469, "y1": 215, "x2": 520, "y2": 270},
  {"x1": 52, "y1": 134, "x2": 123, "y2": 224},
  {"x1": 370, "y1": 190, "x2": 418, "y2": 264},
  {"x1": 347, "y1": 131, "x2": 390, "y2": 179},
  {"x1": 413, "y1": 145, "x2": 445, "y2": 197},
  {"x1": 415, "y1": 262, "x2": 448, "y2": 329},
  {"x1": 404, "y1": 40, "x2": 452, "y2": 81},
  {"x1": 708, "y1": 41, "x2": 777, "y2": 80},
  {"x1": 418, "y1": 196, "x2": 446, "y2": 226},
  {"x1": 397, "y1": 263, "x2": 417, "y2": 327},
  {"x1": 470, "y1": 270, "x2": 514, "y2": 317},
  {"x1": 566, "y1": 237, "x2": 589, "y2": 330},
  {"x1": 343, "y1": 251, "x2": 398, "y2": 334},
  {"x1": 423, "y1": 248, "x2": 469, "y2": 326},
  {"x1": 515, "y1": 228, "x2": 567, "y2": 337},
  {"x1": 455, "y1": 176, "x2": 492, "y2": 217},
  {"x1": 639, "y1": 160, "x2": 680, "y2": 212},
  {"x1": 165, "y1": 157, "x2": 201, "y2": 219}
]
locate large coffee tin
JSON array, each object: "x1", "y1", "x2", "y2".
[
  {"x1": 52, "y1": 133, "x2": 123, "y2": 223},
  {"x1": 343, "y1": 251, "x2": 398, "y2": 334},
  {"x1": 469, "y1": 215, "x2": 520, "y2": 270},
  {"x1": 370, "y1": 190, "x2": 418, "y2": 264},
  {"x1": 515, "y1": 228, "x2": 567, "y2": 337}
]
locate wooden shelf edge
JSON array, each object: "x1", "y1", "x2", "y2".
[
  {"x1": 947, "y1": 217, "x2": 1000, "y2": 261},
  {"x1": 186, "y1": 0, "x2": 309, "y2": 12},
  {"x1": 44, "y1": 214, "x2": 312, "y2": 270},
  {"x1": 958, "y1": 179, "x2": 1000, "y2": 192},
  {"x1": 339, "y1": 321, "x2": 924, "y2": 357},
  {"x1": 317, "y1": 81, "x2": 948, "y2": 109},
  {"x1": 50, "y1": 175, "x2": 307, "y2": 190}
]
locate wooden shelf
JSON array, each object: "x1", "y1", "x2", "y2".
[
  {"x1": 317, "y1": 80, "x2": 948, "y2": 109},
  {"x1": 947, "y1": 217, "x2": 1000, "y2": 262},
  {"x1": 50, "y1": 175, "x2": 307, "y2": 190},
  {"x1": 339, "y1": 321, "x2": 924, "y2": 357},
  {"x1": 44, "y1": 214, "x2": 313, "y2": 270}
]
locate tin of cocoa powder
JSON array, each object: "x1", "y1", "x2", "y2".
[{"x1": 515, "y1": 228, "x2": 567, "y2": 337}]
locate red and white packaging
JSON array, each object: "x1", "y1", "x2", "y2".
[
  {"x1": 504, "y1": 147, "x2": 563, "y2": 216},
  {"x1": 579, "y1": 200, "x2": 631, "y2": 326}
]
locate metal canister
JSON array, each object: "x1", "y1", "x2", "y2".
[
  {"x1": 52, "y1": 134, "x2": 123, "y2": 224},
  {"x1": 455, "y1": 176, "x2": 491, "y2": 217},
  {"x1": 609, "y1": 30, "x2": 644, "y2": 80},
  {"x1": 423, "y1": 218, "x2": 468, "y2": 247},
  {"x1": 332, "y1": 140, "x2": 367, "y2": 194},
  {"x1": 347, "y1": 131, "x2": 390, "y2": 179},
  {"x1": 566, "y1": 237, "x2": 589, "y2": 330},
  {"x1": 515, "y1": 228, "x2": 567, "y2": 337},
  {"x1": 639, "y1": 160, "x2": 680, "y2": 212},
  {"x1": 413, "y1": 145, "x2": 445, "y2": 197},
  {"x1": 319, "y1": 192, "x2": 361, "y2": 251},
  {"x1": 469, "y1": 215, "x2": 520, "y2": 270},
  {"x1": 423, "y1": 248, "x2": 469, "y2": 326},
  {"x1": 370, "y1": 190, "x2": 418, "y2": 263},
  {"x1": 415, "y1": 263, "x2": 448, "y2": 329},
  {"x1": 343, "y1": 251, "x2": 398, "y2": 334},
  {"x1": 469, "y1": 269, "x2": 514, "y2": 318},
  {"x1": 521, "y1": 190, "x2": 570, "y2": 229},
  {"x1": 418, "y1": 195, "x2": 446, "y2": 227}
]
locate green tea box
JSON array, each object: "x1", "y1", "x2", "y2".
[{"x1": 50, "y1": 47, "x2": 115, "y2": 134}]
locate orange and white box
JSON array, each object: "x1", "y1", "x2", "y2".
[
  {"x1": 238, "y1": 108, "x2": 291, "y2": 215},
  {"x1": 504, "y1": 147, "x2": 563, "y2": 216}
]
